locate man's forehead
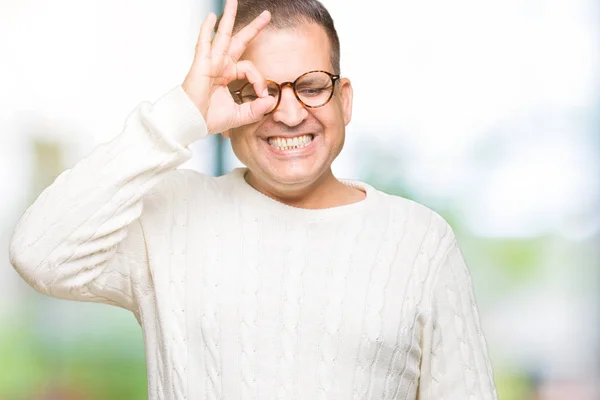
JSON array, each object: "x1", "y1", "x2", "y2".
[{"x1": 231, "y1": 24, "x2": 332, "y2": 86}]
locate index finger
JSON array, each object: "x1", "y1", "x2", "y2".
[{"x1": 228, "y1": 10, "x2": 271, "y2": 62}]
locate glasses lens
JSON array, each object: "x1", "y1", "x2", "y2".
[
  {"x1": 239, "y1": 81, "x2": 279, "y2": 111},
  {"x1": 295, "y1": 71, "x2": 334, "y2": 107}
]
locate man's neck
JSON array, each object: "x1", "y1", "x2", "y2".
[{"x1": 244, "y1": 169, "x2": 366, "y2": 210}]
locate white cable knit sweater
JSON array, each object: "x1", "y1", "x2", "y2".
[{"x1": 8, "y1": 85, "x2": 498, "y2": 399}]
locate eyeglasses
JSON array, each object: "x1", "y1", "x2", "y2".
[{"x1": 231, "y1": 70, "x2": 340, "y2": 115}]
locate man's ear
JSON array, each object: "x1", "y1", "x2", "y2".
[
  {"x1": 338, "y1": 77, "x2": 353, "y2": 126},
  {"x1": 221, "y1": 129, "x2": 231, "y2": 139}
]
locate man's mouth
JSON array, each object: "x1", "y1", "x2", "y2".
[{"x1": 266, "y1": 134, "x2": 314, "y2": 151}]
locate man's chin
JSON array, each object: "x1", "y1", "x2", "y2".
[
  {"x1": 267, "y1": 170, "x2": 315, "y2": 187},
  {"x1": 251, "y1": 165, "x2": 322, "y2": 190}
]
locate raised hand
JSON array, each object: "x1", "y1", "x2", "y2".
[{"x1": 182, "y1": 0, "x2": 275, "y2": 135}]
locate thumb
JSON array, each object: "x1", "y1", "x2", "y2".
[{"x1": 237, "y1": 96, "x2": 276, "y2": 125}]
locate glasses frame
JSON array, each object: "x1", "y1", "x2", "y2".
[{"x1": 231, "y1": 70, "x2": 341, "y2": 115}]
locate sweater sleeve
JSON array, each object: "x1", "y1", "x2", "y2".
[
  {"x1": 417, "y1": 236, "x2": 498, "y2": 400},
  {"x1": 8, "y1": 85, "x2": 208, "y2": 313}
]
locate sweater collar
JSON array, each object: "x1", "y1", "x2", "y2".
[{"x1": 228, "y1": 167, "x2": 379, "y2": 222}]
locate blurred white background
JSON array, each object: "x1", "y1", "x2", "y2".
[{"x1": 1, "y1": 0, "x2": 598, "y2": 398}]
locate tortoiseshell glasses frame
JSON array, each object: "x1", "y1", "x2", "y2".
[{"x1": 230, "y1": 70, "x2": 341, "y2": 115}]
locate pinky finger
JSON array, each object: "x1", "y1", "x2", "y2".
[{"x1": 195, "y1": 12, "x2": 217, "y2": 61}]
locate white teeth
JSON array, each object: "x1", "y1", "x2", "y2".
[{"x1": 267, "y1": 134, "x2": 314, "y2": 151}]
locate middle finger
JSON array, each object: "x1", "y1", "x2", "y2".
[{"x1": 228, "y1": 10, "x2": 271, "y2": 62}]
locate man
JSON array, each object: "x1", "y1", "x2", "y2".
[{"x1": 9, "y1": 0, "x2": 498, "y2": 398}]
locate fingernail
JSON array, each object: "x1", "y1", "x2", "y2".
[{"x1": 262, "y1": 88, "x2": 268, "y2": 97}]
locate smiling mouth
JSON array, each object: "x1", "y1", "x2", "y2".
[{"x1": 266, "y1": 134, "x2": 314, "y2": 151}]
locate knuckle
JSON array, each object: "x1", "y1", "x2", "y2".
[
  {"x1": 216, "y1": 30, "x2": 232, "y2": 39},
  {"x1": 244, "y1": 103, "x2": 257, "y2": 121},
  {"x1": 247, "y1": 108, "x2": 257, "y2": 121}
]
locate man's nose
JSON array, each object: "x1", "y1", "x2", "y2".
[{"x1": 271, "y1": 84, "x2": 308, "y2": 127}]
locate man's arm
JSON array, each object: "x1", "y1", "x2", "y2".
[
  {"x1": 8, "y1": 86, "x2": 208, "y2": 313},
  {"x1": 417, "y1": 234, "x2": 498, "y2": 399},
  {"x1": 9, "y1": 0, "x2": 278, "y2": 314}
]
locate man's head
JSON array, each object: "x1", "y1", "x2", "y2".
[
  {"x1": 221, "y1": 0, "x2": 341, "y2": 74},
  {"x1": 219, "y1": 0, "x2": 354, "y2": 196}
]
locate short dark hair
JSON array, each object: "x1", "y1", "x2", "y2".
[{"x1": 216, "y1": 0, "x2": 341, "y2": 74}]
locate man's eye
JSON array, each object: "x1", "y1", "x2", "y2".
[
  {"x1": 299, "y1": 88, "x2": 326, "y2": 96},
  {"x1": 242, "y1": 94, "x2": 259, "y2": 102}
]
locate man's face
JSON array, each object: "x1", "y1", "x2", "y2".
[{"x1": 225, "y1": 22, "x2": 353, "y2": 189}]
